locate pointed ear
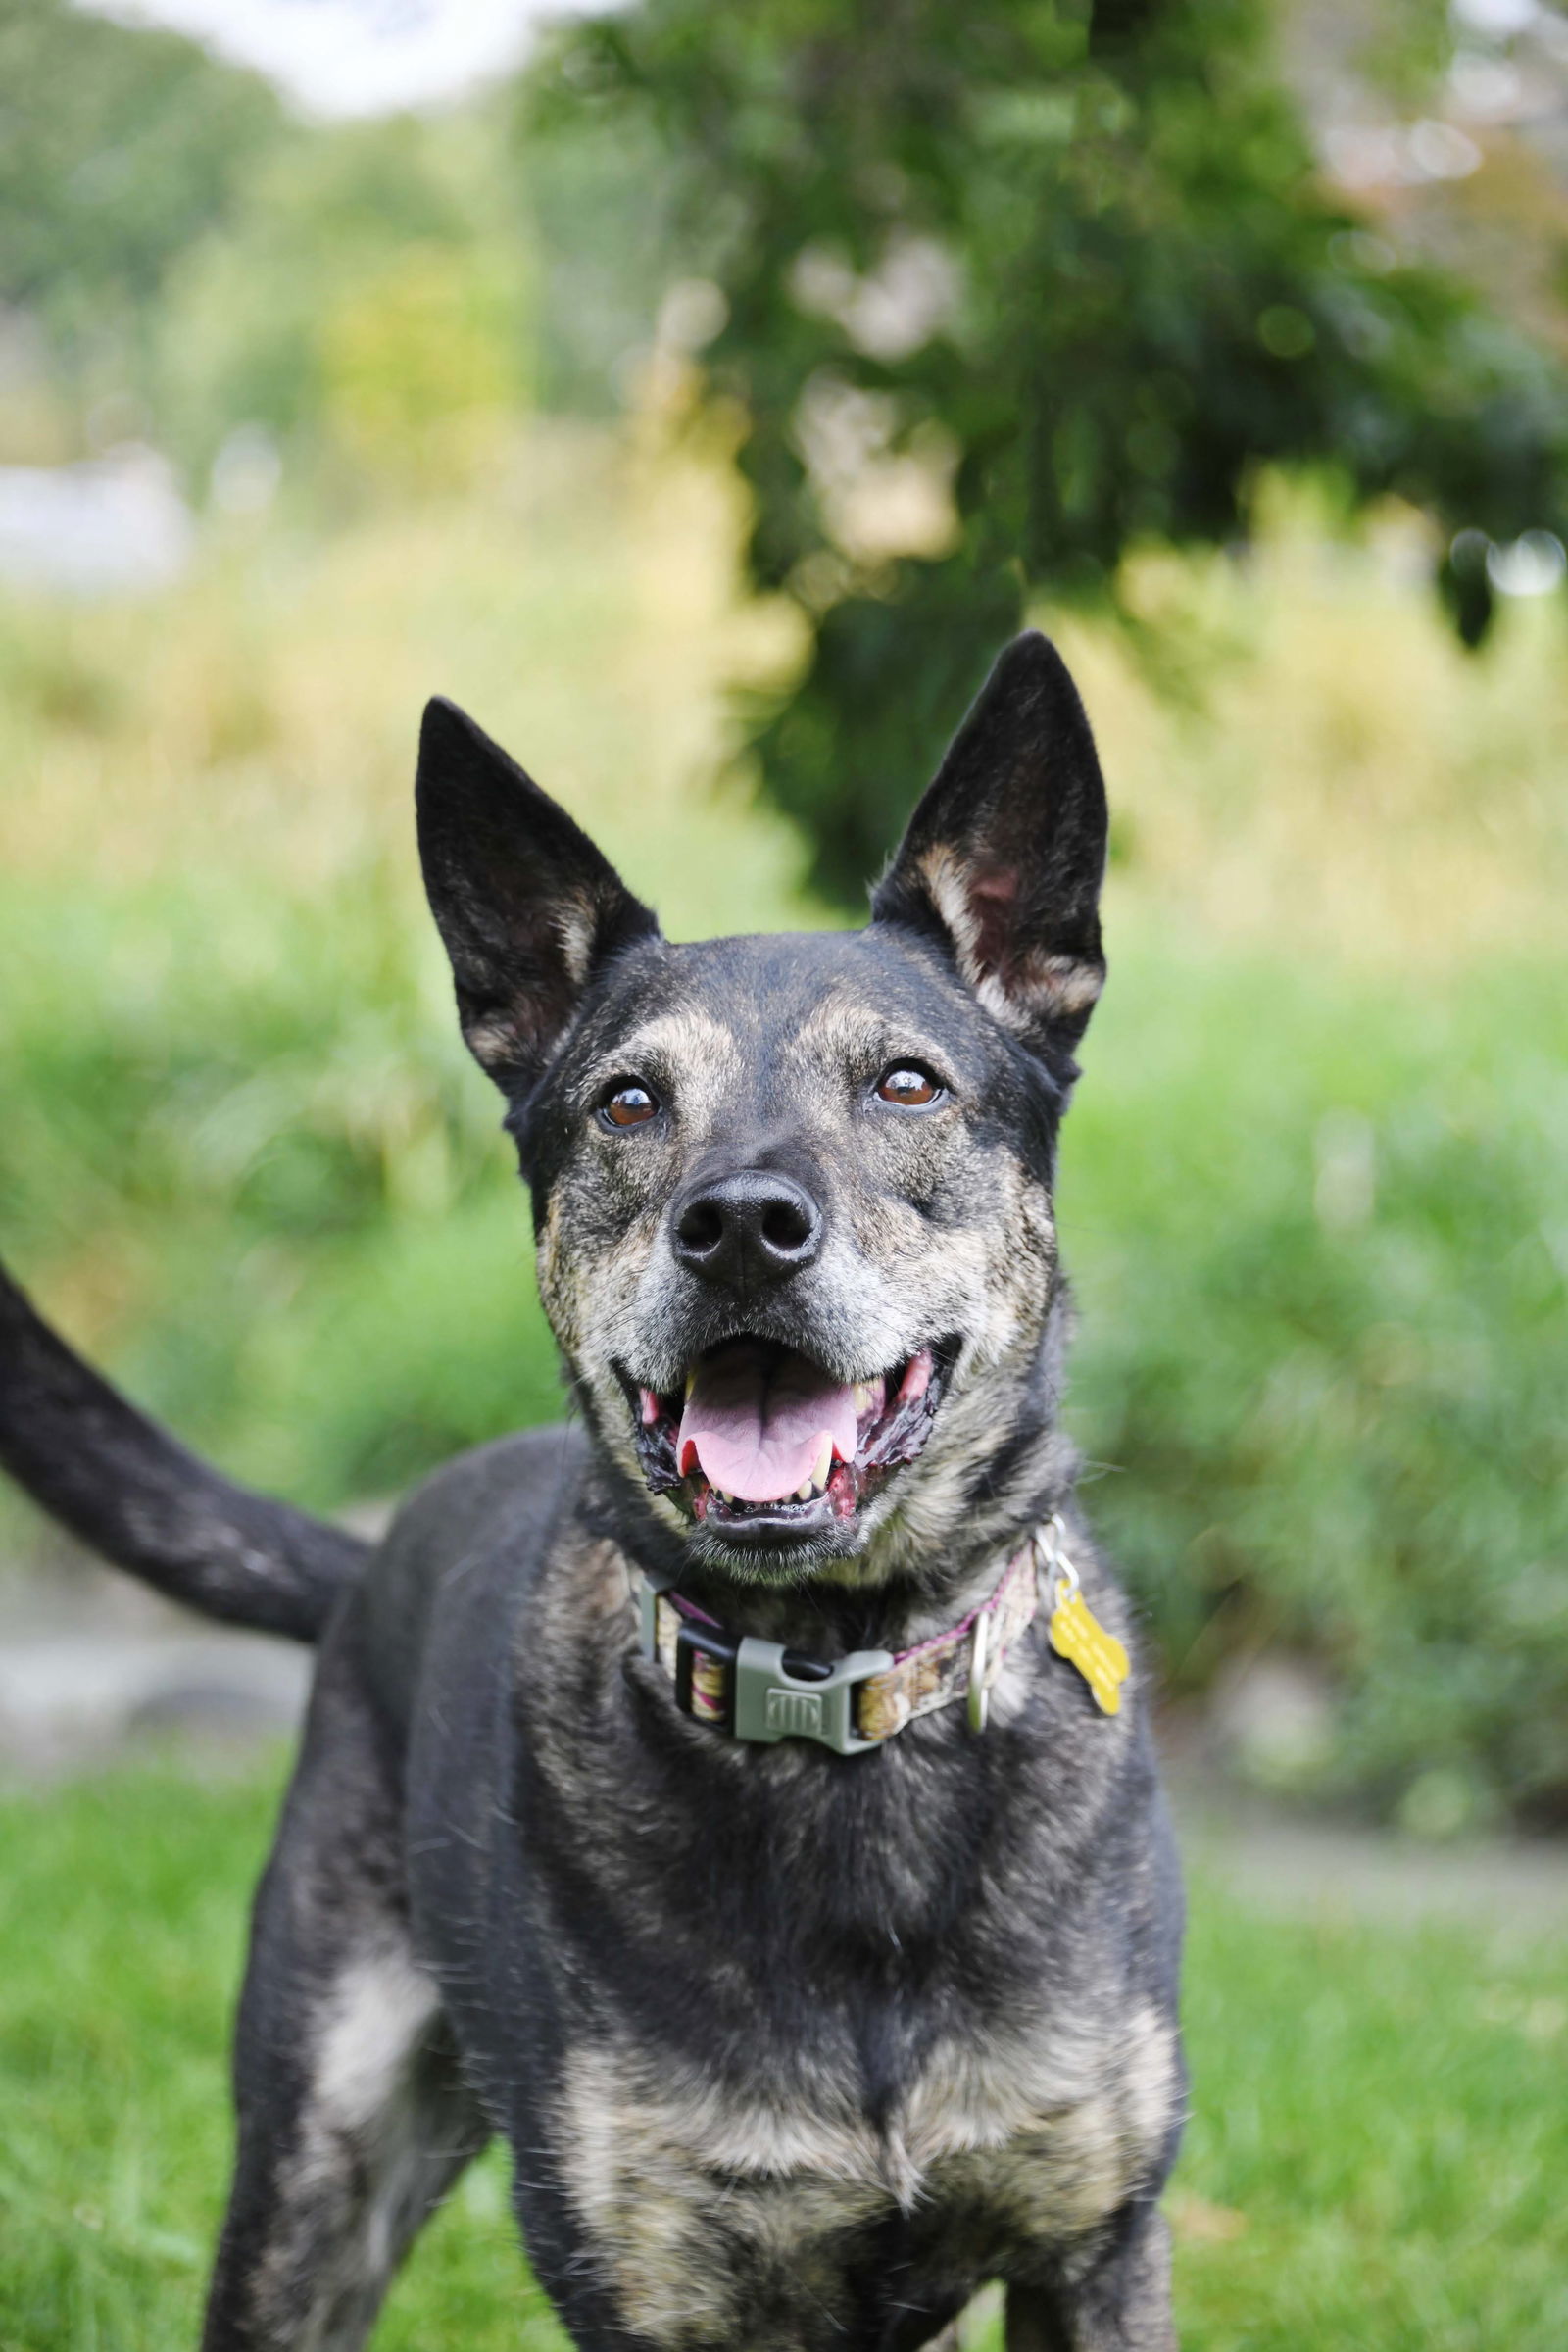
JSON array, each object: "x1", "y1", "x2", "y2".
[
  {"x1": 416, "y1": 697, "x2": 660, "y2": 1093},
  {"x1": 870, "y1": 632, "x2": 1108, "y2": 1063}
]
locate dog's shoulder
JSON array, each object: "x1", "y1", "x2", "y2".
[
  {"x1": 346, "y1": 1423, "x2": 591, "y2": 1738},
  {"x1": 390, "y1": 1422, "x2": 589, "y2": 1559}
]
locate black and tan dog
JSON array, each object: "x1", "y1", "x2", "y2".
[{"x1": 0, "y1": 633, "x2": 1185, "y2": 2351}]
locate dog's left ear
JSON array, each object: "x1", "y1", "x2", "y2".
[
  {"x1": 871, "y1": 631, "x2": 1108, "y2": 1061},
  {"x1": 416, "y1": 697, "x2": 661, "y2": 1093}
]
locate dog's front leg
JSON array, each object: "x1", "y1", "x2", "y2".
[
  {"x1": 200, "y1": 1645, "x2": 487, "y2": 2350},
  {"x1": 1004, "y1": 2205, "x2": 1176, "y2": 2352}
]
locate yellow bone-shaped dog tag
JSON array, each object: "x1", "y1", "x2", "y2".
[{"x1": 1048, "y1": 1582, "x2": 1129, "y2": 1716}]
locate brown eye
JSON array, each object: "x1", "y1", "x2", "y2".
[
  {"x1": 875, "y1": 1064, "x2": 943, "y2": 1108},
  {"x1": 601, "y1": 1082, "x2": 660, "y2": 1129}
]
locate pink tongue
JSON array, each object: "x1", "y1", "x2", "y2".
[{"x1": 677, "y1": 1344, "x2": 859, "y2": 1503}]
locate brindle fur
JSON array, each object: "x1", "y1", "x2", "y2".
[{"x1": 0, "y1": 633, "x2": 1185, "y2": 2349}]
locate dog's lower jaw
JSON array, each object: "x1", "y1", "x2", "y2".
[
  {"x1": 676, "y1": 1504, "x2": 898, "y2": 1587},
  {"x1": 591, "y1": 1438, "x2": 1078, "y2": 1627},
  {"x1": 615, "y1": 1337, "x2": 956, "y2": 1553}
]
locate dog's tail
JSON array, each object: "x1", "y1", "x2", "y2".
[{"x1": 0, "y1": 1260, "x2": 367, "y2": 1642}]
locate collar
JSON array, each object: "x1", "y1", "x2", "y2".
[{"x1": 634, "y1": 1519, "x2": 1077, "y2": 1757}]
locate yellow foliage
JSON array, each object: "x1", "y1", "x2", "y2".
[{"x1": 318, "y1": 244, "x2": 524, "y2": 489}]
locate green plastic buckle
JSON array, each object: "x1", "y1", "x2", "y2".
[{"x1": 731, "y1": 1638, "x2": 894, "y2": 1756}]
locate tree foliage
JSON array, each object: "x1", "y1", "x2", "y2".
[
  {"x1": 157, "y1": 113, "x2": 532, "y2": 482},
  {"x1": 532, "y1": 0, "x2": 1568, "y2": 902},
  {"x1": 0, "y1": 0, "x2": 283, "y2": 361}
]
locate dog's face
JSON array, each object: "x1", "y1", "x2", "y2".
[{"x1": 416, "y1": 634, "x2": 1107, "y2": 1585}]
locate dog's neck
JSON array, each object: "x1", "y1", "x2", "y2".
[{"x1": 652, "y1": 1535, "x2": 1056, "y2": 1664}]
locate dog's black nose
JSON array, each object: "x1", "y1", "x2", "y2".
[{"x1": 672, "y1": 1170, "x2": 823, "y2": 1288}]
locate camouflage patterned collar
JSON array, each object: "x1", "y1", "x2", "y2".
[{"x1": 633, "y1": 1535, "x2": 1044, "y2": 1758}]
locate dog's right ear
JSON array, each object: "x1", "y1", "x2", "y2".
[{"x1": 416, "y1": 698, "x2": 660, "y2": 1093}]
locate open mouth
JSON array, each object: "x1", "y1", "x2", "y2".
[{"x1": 624, "y1": 1337, "x2": 954, "y2": 1542}]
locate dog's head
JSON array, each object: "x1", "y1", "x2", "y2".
[{"x1": 416, "y1": 634, "x2": 1107, "y2": 1587}]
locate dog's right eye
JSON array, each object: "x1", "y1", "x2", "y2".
[{"x1": 600, "y1": 1081, "x2": 660, "y2": 1130}]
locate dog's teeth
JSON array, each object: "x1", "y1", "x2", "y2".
[
  {"x1": 684, "y1": 1369, "x2": 697, "y2": 1400},
  {"x1": 796, "y1": 1480, "x2": 814, "y2": 1502},
  {"x1": 812, "y1": 1438, "x2": 832, "y2": 1488},
  {"x1": 853, "y1": 1383, "x2": 872, "y2": 1415}
]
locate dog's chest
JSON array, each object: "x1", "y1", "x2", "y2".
[{"x1": 557, "y1": 1997, "x2": 1178, "y2": 2351}]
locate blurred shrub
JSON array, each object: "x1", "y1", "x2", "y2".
[
  {"x1": 0, "y1": 855, "x2": 561, "y2": 1503},
  {"x1": 1065, "y1": 950, "x2": 1568, "y2": 1829},
  {"x1": 158, "y1": 113, "x2": 533, "y2": 490},
  {"x1": 318, "y1": 244, "x2": 520, "y2": 486}
]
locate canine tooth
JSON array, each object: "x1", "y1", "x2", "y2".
[
  {"x1": 684, "y1": 1368, "x2": 697, "y2": 1400},
  {"x1": 853, "y1": 1383, "x2": 872, "y2": 1415},
  {"x1": 796, "y1": 1480, "x2": 814, "y2": 1502},
  {"x1": 812, "y1": 1438, "x2": 832, "y2": 1488}
]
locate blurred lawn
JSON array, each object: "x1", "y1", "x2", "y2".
[
  {"x1": 1, "y1": 442, "x2": 1565, "y2": 1823},
  {"x1": 0, "y1": 1759, "x2": 1563, "y2": 2351}
]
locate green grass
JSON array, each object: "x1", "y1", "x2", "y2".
[
  {"x1": 0, "y1": 1763, "x2": 1563, "y2": 2350},
  {"x1": 0, "y1": 1761, "x2": 568, "y2": 2352}
]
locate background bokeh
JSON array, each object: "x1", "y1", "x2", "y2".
[
  {"x1": 3, "y1": 6, "x2": 1568, "y2": 2344},
  {"x1": 4, "y1": 0, "x2": 1568, "y2": 1831}
]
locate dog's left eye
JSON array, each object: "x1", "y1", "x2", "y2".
[
  {"x1": 874, "y1": 1064, "x2": 944, "y2": 1108},
  {"x1": 600, "y1": 1082, "x2": 661, "y2": 1129}
]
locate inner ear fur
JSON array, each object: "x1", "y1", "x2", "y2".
[
  {"x1": 416, "y1": 696, "x2": 660, "y2": 1093},
  {"x1": 870, "y1": 631, "x2": 1109, "y2": 1061}
]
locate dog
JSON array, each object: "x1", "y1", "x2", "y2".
[{"x1": 0, "y1": 631, "x2": 1185, "y2": 2351}]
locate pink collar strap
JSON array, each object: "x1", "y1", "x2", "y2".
[{"x1": 634, "y1": 1529, "x2": 1052, "y2": 1757}]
